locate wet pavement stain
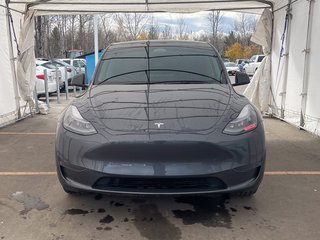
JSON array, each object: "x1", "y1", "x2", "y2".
[
  {"x1": 64, "y1": 209, "x2": 89, "y2": 215},
  {"x1": 110, "y1": 201, "x2": 124, "y2": 207},
  {"x1": 99, "y1": 215, "x2": 114, "y2": 224},
  {"x1": 97, "y1": 208, "x2": 105, "y2": 213},
  {"x1": 244, "y1": 206, "x2": 254, "y2": 211},
  {"x1": 114, "y1": 202, "x2": 124, "y2": 207},
  {"x1": 172, "y1": 196, "x2": 232, "y2": 228},
  {"x1": 11, "y1": 191, "x2": 49, "y2": 215},
  {"x1": 230, "y1": 207, "x2": 238, "y2": 212},
  {"x1": 133, "y1": 204, "x2": 181, "y2": 240}
]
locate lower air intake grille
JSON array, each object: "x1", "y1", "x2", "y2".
[{"x1": 93, "y1": 177, "x2": 226, "y2": 192}]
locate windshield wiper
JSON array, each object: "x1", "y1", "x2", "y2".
[
  {"x1": 96, "y1": 70, "x2": 148, "y2": 86},
  {"x1": 96, "y1": 69, "x2": 221, "y2": 85},
  {"x1": 149, "y1": 80, "x2": 212, "y2": 84},
  {"x1": 149, "y1": 69, "x2": 221, "y2": 82}
]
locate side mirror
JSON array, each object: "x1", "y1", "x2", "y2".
[
  {"x1": 233, "y1": 72, "x2": 250, "y2": 86},
  {"x1": 70, "y1": 73, "x2": 87, "y2": 88}
]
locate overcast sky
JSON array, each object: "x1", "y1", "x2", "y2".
[{"x1": 149, "y1": 11, "x2": 258, "y2": 36}]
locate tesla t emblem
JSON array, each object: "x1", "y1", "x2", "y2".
[{"x1": 154, "y1": 122, "x2": 164, "y2": 128}]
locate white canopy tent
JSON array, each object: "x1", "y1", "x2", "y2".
[{"x1": 0, "y1": 0, "x2": 319, "y2": 135}]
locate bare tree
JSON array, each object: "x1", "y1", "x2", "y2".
[
  {"x1": 69, "y1": 15, "x2": 76, "y2": 49},
  {"x1": 207, "y1": 10, "x2": 223, "y2": 45},
  {"x1": 100, "y1": 14, "x2": 115, "y2": 46},
  {"x1": 161, "y1": 24, "x2": 173, "y2": 40},
  {"x1": 148, "y1": 17, "x2": 159, "y2": 40},
  {"x1": 234, "y1": 13, "x2": 258, "y2": 46},
  {"x1": 176, "y1": 15, "x2": 188, "y2": 40},
  {"x1": 35, "y1": 16, "x2": 45, "y2": 57},
  {"x1": 76, "y1": 15, "x2": 93, "y2": 51},
  {"x1": 114, "y1": 13, "x2": 149, "y2": 41}
]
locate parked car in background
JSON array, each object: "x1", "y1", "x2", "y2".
[
  {"x1": 36, "y1": 58, "x2": 49, "y2": 62},
  {"x1": 35, "y1": 61, "x2": 63, "y2": 88},
  {"x1": 239, "y1": 61, "x2": 248, "y2": 72},
  {"x1": 35, "y1": 66, "x2": 58, "y2": 97},
  {"x1": 61, "y1": 58, "x2": 86, "y2": 74},
  {"x1": 40, "y1": 60, "x2": 71, "y2": 89},
  {"x1": 235, "y1": 59, "x2": 248, "y2": 65},
  {"x1": 44, "y1": 60, "x2": 77, "y2": 87},
  {"x1": 224, "y1": 62, "x2": 240, "y2": 76},
  {"x1": 56, "y1": 40, "x2": 266, "y2": 197},
  {"x1": 243, "y1": 55, "x2": 265, "y2": 76}
]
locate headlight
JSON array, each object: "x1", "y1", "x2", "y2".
[
  {"x1": 223, "y1": 104, "x2": 258, "y2": 135},
  {"x1": 63, "y1": 105, "x2": 97, "y2": 135}
]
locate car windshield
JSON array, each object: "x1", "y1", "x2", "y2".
[
  {"x1": 95, "y1": 46, "x2": 226, "y2": 85},
  {"x1": 41, "y1": 63, "x2": 56, "y2": 69},
  {"x1": 249, "y1": 56, "x2": 256, "y2": 62},
  {"x1": 258, "y1": 55, "x2": 265, "y2": 62},
  {"x1": 49, "y1": 61, "x2": 67, "y2": 67},
  {"x1": 73, "y1": 60, "x2": 85, "y2": 68},
  {"x1": 54, "y1": 61, "x2": 70, "y2": 67}
]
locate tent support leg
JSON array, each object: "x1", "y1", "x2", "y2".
[
  {"x1": 280, "y1": 0, "x2": 292, "y2": 119},
  {"x1": 5, "y1": 2, "x2": 21, "y2": 120},
  {"x1": 299, "y1": 0, "x2": 314, "y2": 128}
]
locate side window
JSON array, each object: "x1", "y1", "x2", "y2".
[{"x1": 73, "y1": 60, "x2": 79, "y2": 67}]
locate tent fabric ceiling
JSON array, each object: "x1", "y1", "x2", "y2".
[{"x1": 8, "y1": 0, "x2": 276, "y2": 15}]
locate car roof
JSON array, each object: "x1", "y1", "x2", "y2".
[
  {"x1": 109, "y1": 40, "x2": 214, "y2": 51},
  {"x1": 36, "y1": 60, "x2": 48, "y2": 65}
]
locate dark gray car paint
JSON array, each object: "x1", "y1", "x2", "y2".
[{"x1": 55, "y1": 41, "x2": 266, "y2": 195}]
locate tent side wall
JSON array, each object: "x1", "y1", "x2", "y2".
[
  {"x1": 304, "y1": 0, "x2": 320, "y2": 135},
  {"x1": 271, "y1": 0, "x2": 320, "y2": 135},
  {"x1": 0, "y1": 1, "x2": 19, "y2": 127}
]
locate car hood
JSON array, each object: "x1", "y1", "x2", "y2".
[{"x1": 87, "y1": 84, "x2": 232, "y2": 137}]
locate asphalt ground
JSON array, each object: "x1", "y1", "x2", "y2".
[{"x1": 0, "y1": 83, "x2": 320, "y2": 240}]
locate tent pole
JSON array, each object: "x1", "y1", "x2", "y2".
[
  {"x1": 299, "y1": 0, "x2": 314, "y2": 128},
  {"x1": 94, "y1": 14, "x2": 98, "y2": 66},
  {"x1": 5, "y1": 1, "x2": 21, "y2": 119},
  {"x1": 279, "y1": 0, "x2": 292, "y2": 119}
]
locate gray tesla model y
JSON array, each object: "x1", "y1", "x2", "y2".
[{"x1": 55, "y1": 40, "x2": 266, "y2": 196}]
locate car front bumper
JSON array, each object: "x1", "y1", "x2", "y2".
[{"x1": 55, "y1": 124, "x2": 266, "y2": 195}]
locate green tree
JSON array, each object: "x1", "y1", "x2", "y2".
[{"x1": 50, "y1": 26, "x2": 61, "y2": 58}]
